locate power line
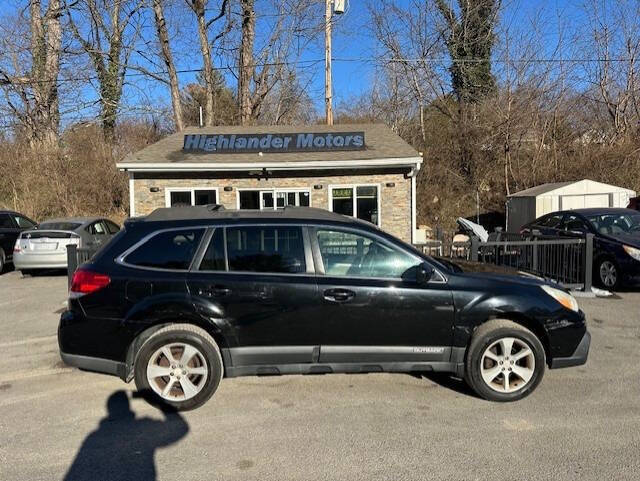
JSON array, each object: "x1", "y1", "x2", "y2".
[{"x1": 1, "y1": 55, "x2": 638, "y2": 87}]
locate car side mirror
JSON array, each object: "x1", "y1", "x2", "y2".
[{"x1": 416, "y1": 262, "x2": 434, "y2": 285}]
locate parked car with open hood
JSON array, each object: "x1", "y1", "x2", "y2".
[
  {"x1": 0, "y1": 210, "x2": 37, "y2": 273},
  {"x1": 59, "y1": 205, "x2": 590, "y2": 411},
  {"x1": 520, "y1": 208, "x2": 640, "y2": 289},
  {"x1": 14, "y1": 217, "x2": 120, "y2": 274}
]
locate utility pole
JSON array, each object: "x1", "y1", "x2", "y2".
[{"x1": 325, "y1": 0, "x2": 333, "y2": 126}]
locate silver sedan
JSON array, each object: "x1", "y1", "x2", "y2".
[{"x1": 13, "y1": 217, "x2": 120, "y2": 273}]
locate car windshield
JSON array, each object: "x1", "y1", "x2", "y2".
[
  {"x1": 38, "y1": 222, "x2": 82, "y2": 231},
  {"x1": 586, "y1": 213, "x2": 640, "y2": 235}
]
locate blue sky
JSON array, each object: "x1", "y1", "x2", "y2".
[{"x1": 0, "y1": 0, "x2": 594, "y2": 124}]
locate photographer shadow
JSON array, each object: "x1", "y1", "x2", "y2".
[{"x1": 64, "y1": 390, "x2": 189, "y2": 481}]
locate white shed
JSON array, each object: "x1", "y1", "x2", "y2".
[{"x1": 506, "y1": 179, "x2": 636, "y2": 232}]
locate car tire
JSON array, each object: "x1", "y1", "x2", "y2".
[
  {"x1": 0, "y1": 249, "x2": 5, "y2": 273},
  {"x1": 464, "y1": 319, "x2": 545, "y2": 402},
  {"x1": 595, "y1": 257, "x2": 619, "y2": 290},
  {"x1": 134, "y1": 323, "x2": 223, "y2": 411}
]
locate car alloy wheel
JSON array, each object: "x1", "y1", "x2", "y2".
[
  {"x1": 146, "y1": 342, "x2": 209, "y2": 401},
  {"x1": 599, "y1": 260, "x2": 617, "y2": 288},
  {"x1": 479, "y1": 337, "x2": 535, "y2": 394}
]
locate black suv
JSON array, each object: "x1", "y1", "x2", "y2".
[
  {"x1": 0, "y1": 210, "x2": 37, "y2": 272},
  {"x1": 59, "y1": 206, "x2": 590, "y2": 410}
]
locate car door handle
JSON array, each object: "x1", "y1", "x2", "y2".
[
  {"x1": 323, "y1": 288, "x2": 355, "y2": 303},
  {"x1": 197, "y1": 286, "x2": 231, "y2": 298}
]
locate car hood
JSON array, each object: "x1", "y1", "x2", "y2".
[
  {"x1": 600, "y1": 232, "x2": 640, "y2": 248},
  {"x1": 438, "y1": 258, "x2": 550, "y2": 287}
]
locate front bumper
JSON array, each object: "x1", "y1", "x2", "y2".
[{"x1": 550, "y1": 330, "x2": 591, "y2": 369}]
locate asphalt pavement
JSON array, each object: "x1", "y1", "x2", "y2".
[{"x1": 0, "y1": 269, "x2": 639, "y2": 481}]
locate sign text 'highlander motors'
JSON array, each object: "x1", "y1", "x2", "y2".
[{"x1": 183, "y1": 132, "x2": 365, "y2": 154}]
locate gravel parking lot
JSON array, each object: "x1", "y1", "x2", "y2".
[{"x1": 0, "y1": 269, "x2": 639, "y2": 481}]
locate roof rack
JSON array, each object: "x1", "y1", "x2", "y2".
[
  {"x1": 133, "y1": 204, "x2": 364, "y2": 224},
  {"x1": 143, "y1": 204, "x2": 225, "y2": 222}
]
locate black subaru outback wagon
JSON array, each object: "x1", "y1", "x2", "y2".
[{"x1": 59, "y1": 205, "x2": 590, "y2": 410}]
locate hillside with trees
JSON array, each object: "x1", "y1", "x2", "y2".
[{"x1": 1, "y1": 0, "x2": 639, "y2": 230}]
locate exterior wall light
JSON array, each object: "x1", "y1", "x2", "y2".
[
  {"x1": 224, "y1": 186, "x2": 233, "y2": 192},
  {"x1": 314, "y1": 185, "x2": 323, "y2": 190},
  {"x1": 149, "y1": 187, "x2": 160, "y2": 193},
  {"x1": 385, "y1": 182, "x2": 395, "y2": 188}
]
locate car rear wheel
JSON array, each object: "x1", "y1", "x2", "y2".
[
  {"x1": 134, "y1": 324, "x2": 223, "y2": 411},
  {"x1": 465, "y1": 320, "x2": 545, "y2": 402},
  {"x1": 596, "y1": 258, "x2": 619, "y2": 290},
  {"x1": 0, "y1": 249, "x2": 5, "y2": 273}
]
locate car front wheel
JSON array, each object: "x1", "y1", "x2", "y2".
[
  {"x1": 134, "y1": 324, "x2": 223, "y2": 411},
  {"x1": 465, "y1": 320, "x2": 545, "y2": 402},
  {"x1": 596, "y1": 258, "x2": 619, "y2": 290}
]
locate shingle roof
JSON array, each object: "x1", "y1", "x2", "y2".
[{"x1": 120, "y1": 123, "x2": 420, "y2": 165}]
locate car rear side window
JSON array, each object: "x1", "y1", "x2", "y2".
[
  {"x1": 199, "y1": 228, "x2": 226, "y2": 271},
  {"x1": 105, "y1": 220, "x2": 120, "y2": 234},
  {"x1": 0, "y1": 214, "x2": 13, "y2": 228},
  {"x1": 225, "y1": 226, "x2": 305, "y2": 273},
  {"x1": 125, "y1": 228, "x2": 205, "y2": 270}
]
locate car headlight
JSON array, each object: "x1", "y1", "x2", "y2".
[
  {"x1": 623, "y1": 245, "x2": 640, "y2": 261},
  {"x1": 540, "y1": 285, "x2": 579, "y2": 312}
]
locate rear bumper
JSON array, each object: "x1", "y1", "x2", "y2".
[
  {"x1": 58, "y1": 308, "x2": 132, "y2": 381},
  {"x1": 550, "y1": 331, "x2": 591, "y2": 369},
  {"x1": 59, "y1": 351, "x2": 127, "y2": 379},
  {"x1": 14, "y1": 251, "x2": 67, "y2": 269}
]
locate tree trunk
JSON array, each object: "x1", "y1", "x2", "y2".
[
  {"x1": 28, "y1": 0, "x2": 61, "y2": 149},
  {"x1": 152, "y1": 0, "x2": 184, "y2": 131},
  {"x1": 194, "y1": 6, "x2": 215, "y2": 126},
  {"x1": 239, "y1": 0, "x2": 255, "y2": 125}
]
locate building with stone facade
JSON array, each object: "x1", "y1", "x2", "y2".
[{"x1": 117, "y1": 124, "x2": 422, "y2": 243}]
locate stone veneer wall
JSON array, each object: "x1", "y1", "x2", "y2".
[{"x1": 132, "y1": 172, "x2": 412, "y2": 242}]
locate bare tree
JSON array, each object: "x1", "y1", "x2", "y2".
[
  {"x1": 236, "y1": 0, "x2": 321, "y2": 125},
  {"x1": 369, "y1": 0, "x2": 450, "y2": 149},
  {"x1": 582, "y1": 0, "x2": 640, "y2": 141},
  {"x1": 184, "y1": 0, "x2": 231, "y2": 126},
  {"x1": 0, "y1": 0, "x2": 63, "y2": 149},
  {"x1": 151, "y1": 0, "x2": 184, "y2": 131},
  {"x1": 67, "y1": 0, "x2": 145, "y2": 141}
]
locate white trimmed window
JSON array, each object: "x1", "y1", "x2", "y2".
[
  {"x1": 237, "y1": 188, "x2": 311, "y2": 210},
  {"x1": 165, "y1": 187, "x2": 218, "y2": 207},
  {"x1": 329, "y1": 184, "x2": 380, "y2": 226}
]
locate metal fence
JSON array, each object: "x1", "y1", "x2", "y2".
[
  {"x1": 415, "y1": 231, "x2": 594, "y2": 290},
  {"x1": 66, "y1": 245, "x2": 98, "y2": 287},
  {"x1": 470, "y1": 234, "x2": 594, "y2": 290}
]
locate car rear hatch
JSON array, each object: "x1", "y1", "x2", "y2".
[{"x1": 16, "y1": 230, "x2": 81, "y2": 255}]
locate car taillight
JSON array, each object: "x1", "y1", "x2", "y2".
[
  {"x1": 13, "y1": 239, "x2": 21, "y2": 253},
  {"x1": 70, "y1": 269, "x2": 111, "y2": 294}
]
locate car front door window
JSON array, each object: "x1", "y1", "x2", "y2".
[{"x1": 316, "y1": 229, "x2": 420, "y2": 279}]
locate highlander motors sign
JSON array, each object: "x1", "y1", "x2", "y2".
[{"x1": 183, "y1": 131, "x2": 365, "y2": 153}]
